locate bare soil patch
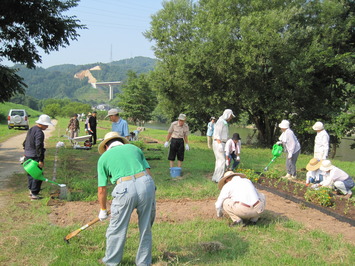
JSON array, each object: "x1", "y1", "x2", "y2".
[{"x1": 48, "y1": 188, "x2": 355, "y2": 245}]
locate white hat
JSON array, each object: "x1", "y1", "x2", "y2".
[
  {"x1": 312, "y1": 121, "x2": 324, "y2": 131},
  {"x1": 218, "y1": 171, "x2": 247, "y2": 190},
  {"x1": 279, "y1": 120, "x2": 290, "y2": 129},
  {"x1": 105, "y1": 108, "x2": 119, "y2": 118},
  {"x1": 177, "y1": 114, "x2": 186, "y2": 121},
  {"x1": 36, "y1": 114, "x2": 53, "y2": 126},
  {"x1": 98, "y1": 132, "x2": 129, "y2": 154},
  {"x1": 319, "y1": 160, "x2": 335, "y2": 172}
]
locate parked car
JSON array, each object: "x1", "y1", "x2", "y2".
[{"x1": 7, "y1": 109, "x2": 30, "y2": 130}]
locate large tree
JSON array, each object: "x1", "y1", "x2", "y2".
[
  {"x1": 117, "y1": 71, "x2": 157, "y2": 126},
  {"x1": 145, "y1": 0, "x2": 354, "y2": 149},
  {"x1": 0, "y1": 0, "x2": 85, "y2": 102}
]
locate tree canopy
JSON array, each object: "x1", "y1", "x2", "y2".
[
  {"x1": 0, "y1": 0, "x2": 85, "y2": 102},
  {"x1": 145, "y1": 0, "x2": 354, "y2": 149}
]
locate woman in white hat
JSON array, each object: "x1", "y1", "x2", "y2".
[
  {"x1": 312, "y1": 121, "x2": 330, "y2": 160},
  {"x1": 318, "y1": 160, "x2": 354, "y2": 199},
  {"x1": 277, "y1": 120, "x2": 301, "y2": 179}
]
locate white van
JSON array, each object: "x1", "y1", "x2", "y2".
[{"x1": 7, "y1": 109, "x2": 30, "y2": 130}]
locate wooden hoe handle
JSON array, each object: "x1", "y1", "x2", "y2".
[{"x1": 64, "y1": 211, "x2": 111, "y2": 243}]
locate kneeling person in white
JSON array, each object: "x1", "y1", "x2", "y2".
[
  {"x1": 215, "y1": 171, "x2": 266, "y2": 226},
  {"x1": 319, "y1": 160, "x2": 354, "y2": 198}
]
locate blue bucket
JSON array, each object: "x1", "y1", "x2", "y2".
[{"x1": 170, "y1": 167, "x2": 182, "y2": 178}]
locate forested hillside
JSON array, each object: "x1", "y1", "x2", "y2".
[{"x1": 13, "y1": 56, "x2": 157, "y2": 103}]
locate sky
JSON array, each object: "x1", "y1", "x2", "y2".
[{"x1": 5, "y1": 0, "x2": 164, "y2": 69}]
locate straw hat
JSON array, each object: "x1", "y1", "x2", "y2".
[
  {"x1": 312, "y1": 121, "x2": 324, "y2": 131},
  {"x1": 319, "y1": 160, "x2": 335, "y2": 172},
  {"x1": 218, "y1": 171, "x2": 247, "y2": 190},
  {"x1": 98, "y1": 132, "x2": 129, "y2": 154},
  {"x1": 278, "y1": 120, "x2": 290, "y2": 129},
  {"x1": 306, "y1": 158, "x2": 322, "y2": 171}
]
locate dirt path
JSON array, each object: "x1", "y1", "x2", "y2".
[{"x1": 0, "y1": 123, "x2": 354, "y2": 245}]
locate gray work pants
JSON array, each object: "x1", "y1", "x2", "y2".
[
  {"x1": 286, "y1": 149, "x2": 300, "y2": 176},
  {"x1": 103, "y1": 174, "x2": 156, "y2": 266}
]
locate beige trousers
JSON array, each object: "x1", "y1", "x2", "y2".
[{"x1": 223, "y1": 193, "x2": 266, "y2": 222}]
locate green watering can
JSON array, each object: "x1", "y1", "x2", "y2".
[
  {"x1": 23, "y1": 159, "x2": 66, "y2": 187},
  {"x1": 264, "y1": 144, "x2": 283, "y2": 171}
]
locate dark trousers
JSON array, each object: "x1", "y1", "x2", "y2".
[
  {"x1": 228, "y1": 152, "x2": 240, "y2": 171},
  {"x1": 168, "y1": 138, "x2": 185, "y2": 161},
  {"x1": 89, "y1": 129, "x2": 97, "y2": 144},
  {"x1": 25, "y1": 157, "x2": 43, "y2": 195}
]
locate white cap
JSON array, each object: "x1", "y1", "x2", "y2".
[
  {"x1": 312, "y1": 121, "x2": 324, "y2": 131},
  {"x1": 279, "y1": 120, "x2": 290, "y2": 129},
  {"x1": 105, "y1": 108, "x2": 119, "y2": 118},
  {"x1": 35, "y1": 114, "x2": 53, "y2": 126}
]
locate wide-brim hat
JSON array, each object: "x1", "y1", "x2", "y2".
[
  {"x1": 279, "y1": 120, "x2": 290, "y2": 129},
  {"x1": 306, "y1": 158, "x2": 322, "y2": 171},
  {"x1": 177, "y1": 114, "x2": 186, "y2": 121},
  {"x1": 98, "y1": 132, "x2": 129, "y2": 154},
  {"x1": 312, "y1": 121, "x2": 324, "y2": 131},
  {"x1": 218, "y1": 171, "x2": 247, "y2": 190},
  {"x1": 35, "y1": 114, "x2": 53, "y2": 126},
  {"x1": 319, "y1": 160, "x2": 335, "y2": 172},
  {"x1": 232, "y1": 133, "x2": 241, "y2": 140}
]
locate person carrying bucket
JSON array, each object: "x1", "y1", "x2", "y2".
[
  {"x1": 164, "y1": 114, "x2": 190, "y2": 168},
  {"x1": 23, "y1": 114, "x2": 53, "y2": 200}
]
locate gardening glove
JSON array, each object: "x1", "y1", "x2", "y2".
[
  {"x1": 276, "y1": 141, "x2": 282, "y2": 145},
  {"x1": 164, "y1": 141, "x2": 169, "y2": 148},
  {"x1": 311, "y1": 184, "x2": 320, "y2": 190},
  {"x1": 225, "y1": 160, "x2": 229, "y2": 167},
  {"x1": 99, "y1": 209, "x2": 108, "y2": 221},
  {"x1": 216, "y1": 208, "x2": 223, "y2": 218},
  {"x1": 218, "y1": 143, "x2": 224, "y2": 153},
  {"x1": 66, "y1": 128, "x2": 68, "y2": 132},
  {"x1": 185, "y1": 144, "x2": 190, "y2": 151},
  {"x1": 236, "y1": 156, "x2": 240, "y2": 161},
  {"x1": 287, "y1": 153, "x2": 292, "y2": 159}
]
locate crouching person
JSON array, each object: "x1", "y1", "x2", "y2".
[
  {"x1": 215, "y1": 171, "x2": 266, "y2": 227},
  {"x1": 305, "y1": 158, "x2": 324, "y2": 185},
  {"x1": 318, "y1": 160, "x2": 354, "y2": 199},
  {"x1": 97, "y1": 132, "x2": 156, "y2": 266}
]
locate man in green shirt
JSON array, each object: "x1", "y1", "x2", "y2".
[{"x1": 97, "y1": 132, "x2": 156, "y2": 266}]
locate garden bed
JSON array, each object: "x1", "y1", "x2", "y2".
[{"x1": 257, "y1": 175, "x2": 355, "y2": 224}]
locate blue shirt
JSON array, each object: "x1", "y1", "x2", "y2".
[
  {"x1": 112, "y1": 118, "x2": 129, "y2": 137},
  {"x1": 207, "y1": 121, "x2": 214, "y2": 137}
]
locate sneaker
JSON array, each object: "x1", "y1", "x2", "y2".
[
  {"x1": 288, "y1": 175, "x2": 297, "y2": 180},
  {"x1": 30, "y1": 194, "x2": 40, "y2": 200},
  {"x1": 282, "y1": 173, "x2": 291, "y2": 178}
]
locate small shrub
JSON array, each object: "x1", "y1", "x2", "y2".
[
  {"x1": 304, "y1": 187, "x2": 334, "y2": 207},
  {"x1": 235, "y1": 168, "x2": 260, "y2": 183}
]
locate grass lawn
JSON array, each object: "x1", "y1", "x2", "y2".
[{"x1": 0, "y1": 117, "x2": 354, "y2": 265}]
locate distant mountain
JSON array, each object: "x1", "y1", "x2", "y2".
[{"x1": 14, "y1": 56, "x2": 157, "y2": 103}]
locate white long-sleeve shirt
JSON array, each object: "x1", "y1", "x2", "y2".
[
  {"x1": 320, "y1": 167, "x2": 350, "y2": 187},
  {"x1": 306, "y1": 169, "x2": 325, "y2": 183},
  {"x1": 213, "y1": 119, "x2": 229, "y2": 142},
  {"x1": 314, "y1": 130, "x2": 330, "y2": 160},
  {"x1": 225, "y1": 139, "x2": 241, "y2": 156},
  {"x1": 279, "y1": 128, "x2": 301, "y2": 158},
  {"x1": 215, "y1": 176, "x2": 260, "y2": 209}
]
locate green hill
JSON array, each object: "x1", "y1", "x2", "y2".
[{"x1": 13, "y1": 56, "x2": 157, "y2": 103}]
